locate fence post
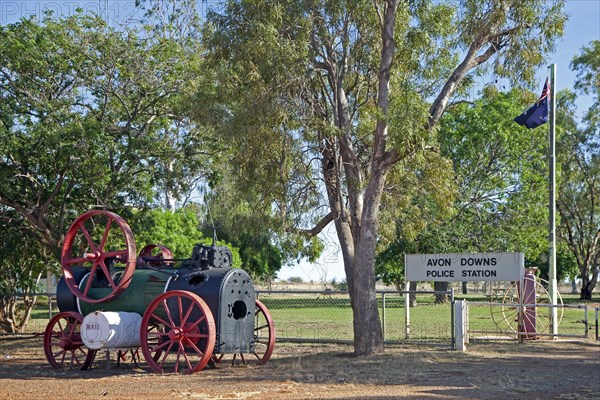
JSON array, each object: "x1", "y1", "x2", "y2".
[
  {"x1": 404, "y1": 282, "x2": 410, "y2": 340},
  {"x1": 583, "y1": 305, "x2": 588, "y2": 338},
  {"x1": 596, "y1": 307, "x2": 600, "y2": 340},
  {"x1": 450, "y1": 288, "x2": 455, "y2": 349},
  {"x1": 454, "y1": 300, "x2": 467, "y2": 351},
  {"x1": 380, "y1": 292, "x2": 386, "y2": 345},
  {"x1": 47, "y1": 293, "x2": 53, "y2": 319}
]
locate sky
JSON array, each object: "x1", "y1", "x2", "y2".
[{"x1": 0, "y1": 0, "x2": 598, "y2": 282}]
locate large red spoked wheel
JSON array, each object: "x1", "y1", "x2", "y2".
[
  {"x1": 139, "y1": 244, "x2": 174, "y2": 267},
  {"x1": 61, "y1": 210, "x2": 136, "y2": 303},
  {"x1": 44, "y1": 312, "x2": 96, "y2": 370},
  {"x1": 213, "y1": 299, "x2": 275, "y2": 366},
  {"x1": 140, "y1": 290, "x2": 216, "y2": 374}
]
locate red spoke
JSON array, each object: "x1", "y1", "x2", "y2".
[
  {"x1": 158, "y1": 341, "x2": 175, "y2": 370},
  {"x1": 98, "y1": 217, "x2": 113, "y2": 252},
  {"x1": 184, "y1": 333, "x2": 210, "y2": 339},
  {"x1": 149, "y1": 339, "x2": 171, "y2": 355},
  {"x1": 178, "y1": 296, "x2": 184, "y2": 324},
  {"x1": 180, "y1": 342, "x2": 194, "y2": 371},
  {"x1": 150, "y1": 313, "x2": 173, "y2": 329},
  {"x1": 66, "y1": 257, "x2": 91, "y2": 265},
  {"x1": 67, "y1": 319, "x2": 76, "y2": 336},
  {"x1": 181, "y1": 298, "x2": 195, "y2": 327},
  {"x1": 59, "y1": 350, "x2": 67, "y2": 367},
  {"x1": 79, "y1": 223, "x2": 98, "y2": 252},
  {"x1": 103, "y1": 249, "x2": 129, "y2": 259},
  {"x1": 185, "y1": 340, "x2": 204, "y2": 358},
  {"x1": 146, "y1": 331, "x2": 170, "y2": 338},
  {"x1": 175, "y1": 343, "x2": 185, "y2": 373},
  {"x1": 186, "y1": 313, "x2": 206, "y2": 331},
  {"x1": 76, "y1": 347, "x2": 87, "y2": 358},
  {"x1": 83, "y1": 265, "x2": 97, "y2": 296},
  {"x1": 163, "y1": 299, "x2": 176, "y2": 328},
  {"x1": 58, "y1": 318, "x2": 67, "y2": 334},
  {"x1": 98, "y1": 262, "x2": 117, "y2": 290}
]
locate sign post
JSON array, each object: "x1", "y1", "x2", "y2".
[{"x1": 548, "y1": 63, "x2": 558, "y2": 337}]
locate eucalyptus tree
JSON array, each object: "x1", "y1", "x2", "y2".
[
  {"x1": 556, "y1": 116, "x2": 599, "y2": 300},
  {"x1": 203, "y1": 0, "x2": 566, "y2": 355},
  {"x1": 556, "y1": 43, "x2": 600, "y2": 299}
]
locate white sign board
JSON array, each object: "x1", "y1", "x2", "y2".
[{"x1": 405, "y1": 252, "x2": 524, "y2": 282}]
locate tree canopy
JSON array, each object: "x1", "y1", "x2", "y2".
[{"x1": 0, "y1": 12, "x2": 212, "y2": 256}]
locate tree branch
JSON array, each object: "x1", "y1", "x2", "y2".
[{"x1": 286, "y1": 212, "x2": 334, "y2": 238}]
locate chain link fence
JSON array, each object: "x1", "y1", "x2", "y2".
[
  {"x1": 2, "y1": 291, "x2": 455, "y2": 347},
  {"x1": 465, "y1": 301, "x2": 591, "y2": 341},
  {"x1": 256, "y1": 290, "x2": 454, "y2": 347},
  {"x1": 5, "y1": 291, "x2": 594, "y2": 345}
]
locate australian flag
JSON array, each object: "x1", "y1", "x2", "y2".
[{"x1": 514, "y1": 79, "x2": 550, "y2": 129}]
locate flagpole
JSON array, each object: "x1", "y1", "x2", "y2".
[{"x1": 548, "y1": 63, "x2": 558, "y2": 337}]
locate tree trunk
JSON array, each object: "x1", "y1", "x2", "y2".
[
  {"x1": 351, "y1": 239, "x2": 384, "y2": 355},
  {"x1": 580, "y1": 275, "x2": 598, "y2": 300},
  {"x1": 580, "y1": 286, "x2": 593, "y2": 301},
  {"x1": 462, "y1": 281, "x2": 468, "y2": 295},
  {"x1": 579, "y1": 258, "x2": 599, "y2": 300}
]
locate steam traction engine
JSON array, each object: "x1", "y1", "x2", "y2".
[{"x1": 44, "y1": 210, "x2": 275, "y2": 373}]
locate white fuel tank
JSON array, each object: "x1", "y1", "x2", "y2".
[{"x1": 81, "y1": 311, "x2": 141, "y2": 350}]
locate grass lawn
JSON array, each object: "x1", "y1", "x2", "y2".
[{"x1": 17, "y1": 291, "x2": 599, "y2": 342}]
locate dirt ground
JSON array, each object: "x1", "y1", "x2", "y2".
[{"x1": 0, "y1": 336, "x2": 599, "y2": 400}]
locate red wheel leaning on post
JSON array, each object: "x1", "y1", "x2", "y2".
[{"x1": 61, "y1": 210, "x2": 137, "y2": 303}]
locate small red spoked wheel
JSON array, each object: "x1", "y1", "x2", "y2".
[
  {"x1": 252, "y1": 299, "x2": 275, "y2": 365},
  {"x1": 139, "y1": 244, "x2": 174, "y2": 267},
  {"x1": 44, "y1": 312, "x2": 96, "y2": 370},
  {"x1": 140, "y1": 290, "x2": 216, "y2": 374},
  {"x1": 61, "y1": 210, "x2": 137, "y2": 303}
]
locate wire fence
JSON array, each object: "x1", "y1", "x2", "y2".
[
  {"x1": 465, "y1": 301, "x2": 591, "y2": 341},
  {"x1": 1, "y1": 292, "x2": 596, "y2": 346},
  {"x1": 256, "y1": 290, "x2": 454, "y2": 347},
  {"x1": 1, "y1": 291, "x2": 455, "y2": 347}
]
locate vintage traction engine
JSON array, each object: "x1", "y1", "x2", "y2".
[{"x1": 43, "y1": 210, "x2": 275, "y2": 373}]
